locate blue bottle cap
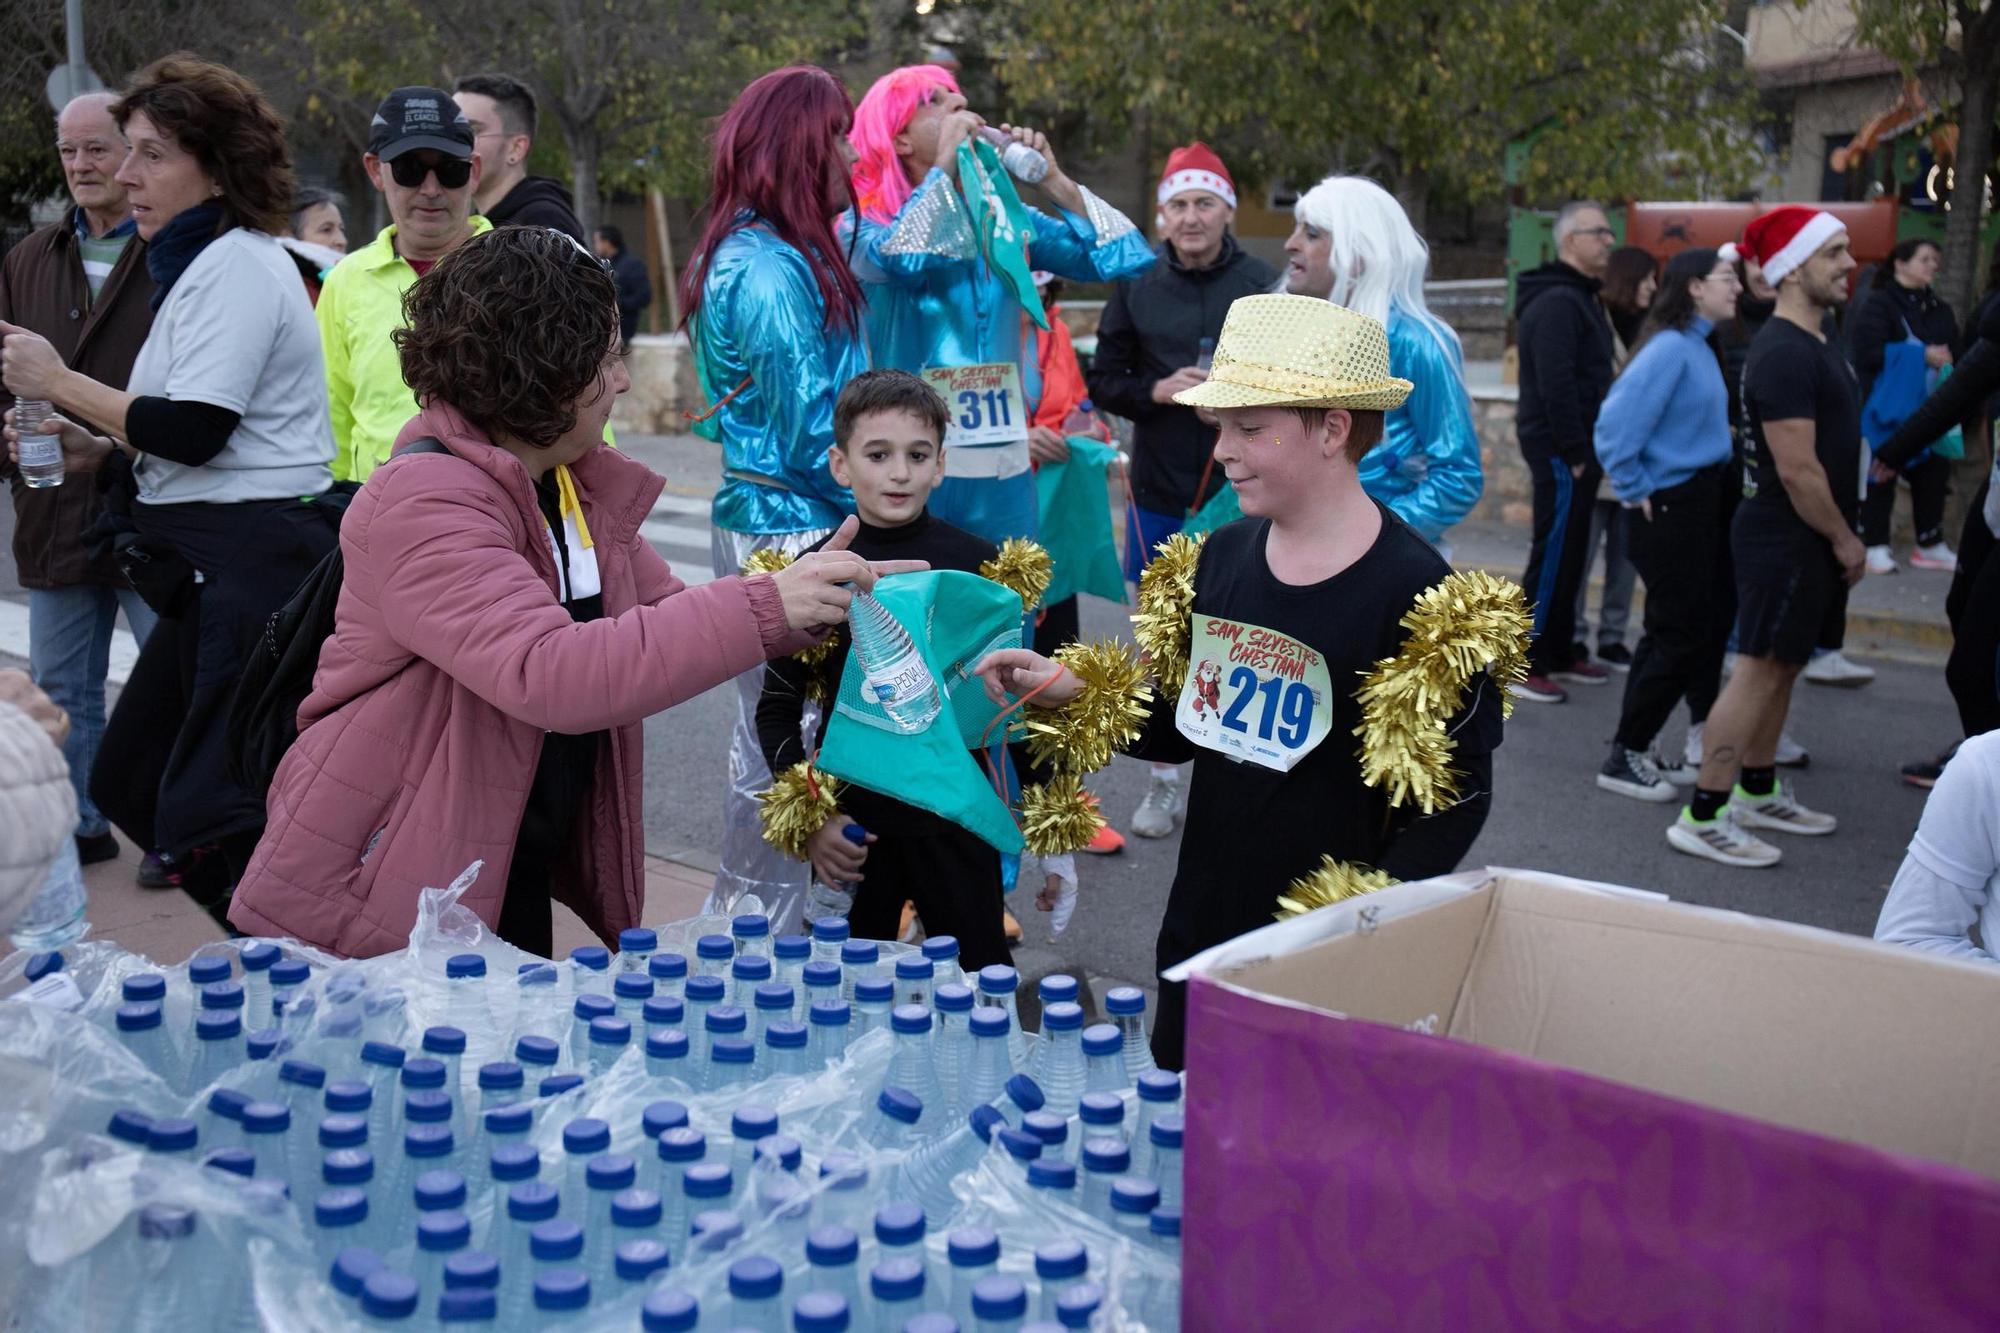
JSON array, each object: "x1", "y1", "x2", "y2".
[
  {"x1": 839, "y1": 939, "x2": 878, "y2": 966},
  {"x1": 107, "y1": 1109, "x2": 153, "y2": 1144},
  {"x1": 196, "y1": 1010, "x2": 242, "y2": 1041},
  {"x1": 873, "y1": 1200, "x2": 925, "y2": 1246},
  {"x1": 808, "y1": 999, "x2": 851, "y2": 1027},
  {"x1": 422, "y1": 1025, "x2": 466, "y2": 1056},
  {"x1": 474, "y1": 1061, "x2": 522, "y2": 1092},
  {"x1": 199, "y1": 980, "x2": 245, "y2": 1011},
  {"x1": 647, "y1": 1029, "x2": 690, "y2": 1060},
  {"x1": 1081, "y1": 1024, "x2": 1122, "y2": 1057},
  {"x1": 706, "y1": 998, "x2": 758, "y2": 1038},
  {"x1": 529, "y1": 1218, "x2": 584, "y2": 1261},
  {"x1": 1151, "y1": 1206, "x2": 1182, "y2": 1238},
  {"x1": 607, "y1": 973, "x2": 654, "y2": 1008},
  {"x1": 1081, "y1": 1138, "x2": 1130, "y2": 1174},
  {"x1": 445, "y1": 953, "x2": 487, "y2": 979},
  {"x1": 731, "y1": 955, "x2": 774, "y2": 987},
  {"x1": 616, "y1": 1236, "x2": 671, "y2": 1281},
  {"x1": 869, "y1": 1256, "x2": 925, "y2": 1301},
  {"x1": 1056, "y1": 1280, "x2": 1105, "y2": 1328},
  {"x1": 1150, "y1": 1112, "x2": 1185, "y2": 1148},
  {"x1": 188, "y1": 954, "x2": 232, "y2": 986},
  {"x1": 516, "y1": 962, "x2": 559, "y2": 988},
  {"x1": 894, "y1": 955, "x2": 933, "y2": 982},
  {"x1": 245, "y1": 1028, "x2": 285, "y2": 1060},
  {"x1": 562, "y1": 1116, "x2": 610, "y2": 1156},
  {"x1": 437, "y1": 1288, "x2": 497, "y2": 1323},
  {"x1": 1034, "y1": 1237, "x2": 1087, "y2": 1279},
  {"x1": 443, "y1": 1248, "x2": 501, "y2": 1289},
  {"x1": 360, "y1": 1040, "x2": 407, "y2": 1069},
  {"x1": 418, "y1": 1208, "x2": 472, "y2": 1250},
  {"x1": 642, "y1": 1099, "x2": 688, "y2": 1138},
  {"x1": 921, "y1": 935, "x2": 960, "y2": 963},
  {"x1": 774, "y1": 933, "x2": 812, "y2": 961},
  {"x1": 405, "y1": 1124, "x2": 454, "y2": 1158},
  {"x1": 682, "y1": 1161, "x2": 732, "y2": 1198},
  {"x1": 314, "y1": 1187, "x2": 368, "y2": 1228},
  {"x1": 589, "y1": 1015, "x2": 632, "y2": 1047},
  {"x1": 415, "y1": 1169, "x2": 466, "y2": 1211},
  {"x1": 619, "y1": 926, "x2": 658, "y2": 953},
  {"x1": 203, "y1": 1147, "x2": 256, "y2": 1177},
  {"x1": 404, "y1": 1090, "x2": 451, "y2": 1124},
  {"x1": 539, "y1": 1073, "x2": 586, "y2": 1098},
  {"x1": 696, "y1": 934, "x2": 735, "y2": 961},
  {"x1": 968, "y1": 1104, "x2": 1006, "y2": 1142},
  {"x1": 690, "y1": 1209, "x2": 742, "y2": 1249},
  {"x1": 811, "y1": 916, "x2": 850, "y2": 944},
  {"x1": 484, "y1": 1103, "x2": 533, "y2": 1137},
  {"x1": 972, "y1": 1273, "x2": 1028, "y2": 1321},
  {"x1": 1104, "y1": 986, "x2": 1146, "y2": 1016},
  {"x1": 727, "y1": 1254, "x2": 782, "y2": 1299},
  {"x1": 612, "y1": 1186, "x2": 663, "y2": 1228},
  {"x1": 513, "y1": 1034, "x2": 558, "y2": 1067},
  {"x1": 532, "y1": 1267, "x2": 590, "y2": 1311},
  {"x1": 325, "y1": 1080, "x2": 371, "y2": 1113},
  {"x1": 684, "y1": 974, "x2": 726, "y2": 1003},
  {"x1": 242, "y1": 1100, "x2": 291, "y2": 1134},
  {"x1": 322, "y1": 1147, "x2": 373, "y2": 1184},
  {"x1": 766, "y1": 1020, "x2": 808, "y2": 1049},
  {"x1": 752, "y1": 981, "x2": 793, "y2": 1011},
  {"x1": 1037, "y1": 974, "x2": 1079, "y2": 1004},
  {"x1": 969, "y1": 1006, "x2": 1010, "y2": 1038},
  {"x1": 997, "y1": 1127, "x2": 1043, "y2": 1161},
  {"x1": 1041, "y1": 1001, "x2": 1084, "y2": 1031},
  {"x1": 207, "y1": 1087, "x2": 251, "y2": 1121},
  {"x1": 948, "y1": 1225, "x2": 1000, "y2": 1267},
  {"x1": 122, "y1": 973, "x2": 167, "y2": 1002},
  {"x1": 360, "y1": 1268, "x2": 419, "y2": 1320},
  {"x1": 889, "y1": 1004, "x2": 931, "y2": 1035},
  {"x1": 329, "y1": 1245, "x2": 382, "y2": 1296},
  {"x1": 641, "y1": 1288, "x2": 700, "y2": 1332},
  {"x1": 1004, "y1": 1073, "x2": 1046, "y2": 1114},
  {"x1": 116, "y1": 1001, "x2": 162, "y2": 1032},
  {"x1": 933, "y1": 983, "x2": 974, "y2": 1013},
  {"x1": 570, "y1": 945, "x2": 611, "y2": 973},
  {"x1": 790, "y1": 1290, "x2": 848, "y2": 1332},
  {"x1": 801, "y1": 960, "x2": 842, "y2": 989},
  {"x1": 977, "y1": 964, "x2": 1019, "y2": 995},
  {"x1": 1028, "y1": 1159, "x2": 1078, "y2": 1191},
  {"x1": 875, "y1": 1086, "x2": 921, "y2": 1126},
  {"x1": 489, "y1": 1142, "x2": 538, "y2": 1182},
  {"x1": 648, "y1": 951, "x2": 689, "y2": 980},
  {"x1": 903, "y1": 1316, "x2": 957, "y2": 1333},
  {"x1": 1079, "y1": 1092, "x2": 1123, "y2": 1126},
  {"x1": 400, "y1": 1057, "x2": 446, "y2": 1089},
  {"x1": 730, "y1": 1103, "x2": 778, "y2": 1141},
  {"x1": 753, "y1": 1134, "x2": 803, "y2": 1171},
  {"x1": 587, "y1": 1153, "x2": 636, "y2": 1192},
  {"x1": 1023, "y1": 1111, "x2": 1067, "y2": 1145},
  {"x1": 1110, "y1": 1175, "x2": 1161, "y2": 1214},
  {"x1": 656, "y1": 1126, "x2": 705, "y2": 1163},
  {"x1": 807, "y1": 1223, "x2": 859, "y2": 1266},
  {"x1": 146, "y1": 1117, "x2": 198, "y2": 1152},
  {"x1": 507, "y1": 1181, "x2": 559, "y2": 1221},
  {"x1": 269, "y1": 958, "x2": 310, "y2": 986},
  {"x1": 730, "y1": 913, "x2": 770, "y2": 940},
  {"x1": 710, "y1": 1037, "x2": 755, "y2": 1066},
  {"x1": 572, "y1": 993, "x2": 615, "y2": 1022},
  {"x1": 319, "y1": 1114, "x2": 368, "y2": 1148},
  {"x1": 1136, "y1": 1069, "x2": 1181, "y2": 1102},
  {"x1": 642, "y1": 994, "x2": 685, "y2": 1027}
]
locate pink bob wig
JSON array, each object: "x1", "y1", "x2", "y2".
[
  {"x1": 679, "y1": 65, "x2": 865, "y2": 335},
  {"x1": 849, "y1": 64, "x2": 961, "y2": 225}
]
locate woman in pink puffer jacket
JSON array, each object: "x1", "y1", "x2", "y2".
[{"x1": 230, "y1": 229, "x2": 912, "y2": 957}]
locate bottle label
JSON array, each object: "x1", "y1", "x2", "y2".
[
  {"x1": 18, "y1": 434, "x2": 61, "y2": 469},
  {"x1": 863, "y1": 647, "x2": 933, "y2": 710},
  {"x1": 8, "y1": 972, "x2": 86, "y2": 1011}
]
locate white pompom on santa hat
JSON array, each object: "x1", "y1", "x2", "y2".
[
  {"x1": 1741, "y1": 205, "x2": 1846, "y2": 288},
  {"x1": 1157, "y1": 142, "x2": 1237, "y2": 209}
]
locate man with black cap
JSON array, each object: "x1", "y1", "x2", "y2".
[{"x1": 317, "y1": 86, "x2": 490, "y2": 483}]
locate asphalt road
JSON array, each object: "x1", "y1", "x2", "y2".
[{"x1": 2, "y1": 434, "x2": 1954, "y2": 999}]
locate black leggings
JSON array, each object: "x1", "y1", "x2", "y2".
[
  {"x1": 845, "y1": 827, "x2": 1012, "y2": 972},
  {"x1": 1615, "y1": 467, "x2": 1736, "y2": 751},
  {"x1": 1946, "y1": 479, "x2": 2000, "y2": 737},
  {"x1": 1860, "y1": 454, "x2": 1949, "y2": 547}
]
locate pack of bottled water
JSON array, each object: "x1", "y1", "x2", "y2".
[{"x1": 0, "y1": 870, "x2": 1183, "y2": 1330}]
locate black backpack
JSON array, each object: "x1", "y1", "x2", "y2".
[{"x1": 226, "y1": 438, "x2": 449, "y2": 793}]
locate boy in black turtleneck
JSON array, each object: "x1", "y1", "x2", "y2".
[{"x1": 754, "y1": 370, "x2": 1012, "y2": 967}]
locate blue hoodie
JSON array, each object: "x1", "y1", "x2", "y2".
[{"x1": 1592, "y1": 318, "x2": 1732, "y2": 503}]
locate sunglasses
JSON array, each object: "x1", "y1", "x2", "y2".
[{"x1": 388, "y1": 154, "x2": 472, "y2": 189}]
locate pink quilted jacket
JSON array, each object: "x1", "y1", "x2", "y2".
[{"x1": 230, "y1": 403, "x2": 811, "y2": 957}]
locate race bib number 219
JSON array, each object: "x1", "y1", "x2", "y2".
[{"x1": 1175, "y1": 615, "x2": 1333, "y2": 772}]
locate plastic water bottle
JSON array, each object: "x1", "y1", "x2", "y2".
[
  {"x1": 569, "y1": 946, "x2": 611, "y2": 996},
  {"x1": 894, "y1": 955, "x2": 935, "y2": 1012},
  {"x1": 1149, "y1": 1113, "x2": 1185, "y2": 1210},
  {"x1": 12, "y1": 399, "x2": 65, "y2": 489},
  {"x1": 330, "y1": 1244, "x2": 383, "y2": 1303},
  {"x1": 1078, "y1": 1138, "x2": 1128, "y2": 1222},
  {"x1": 269, "y1": 956, "x2": 309, "y2": 1020},
  {"x1": 314, "y1": 1188, "x2": 371, "y2": 1268},
  {"x1": 883, "y1": 1006, "x2": 947, "y2": 1130},
  {"x1": 529, "y1": 1218, "x2": 585, "y2": 1282},
  {"x1": 654, "y1": 1128, "x2": 706, "y2": 1221},
  {"x1": 898, "y1": 1106, "x2": 1003, "y2": 1215},
  {"x1": 961, "y1": 1009, "x2": 1014, "y2": 1113},
  {"x1": 539, "y1": 1072, "x2": 585, "y2": 1101},
  {"x1": 731, "y1": 954, "x2": 774, "y2": 1009},
  {"x1": 774, "y1": 933, "x2": 811, "y2": 1002},
  {"x1": 648, "y1": 951, "x2": 689, "y2": 996},
  {"x1": 115, "y1": 1002, "x2": 181, "y2": 1086},
  {"x1": 422, "y1": 1026, "x2": 467, "y2": 1099},
  {"x1": 480, "y1": 1105, "x2": 533, "y2": 1195},
  {"x1": 1196, "y1": 335, "x2": 1217, "y2": 372},
  {"x1": 805, "y1": 1224, "x2": 864, "y2": 1311},
  {"x1": 641, "y1": 1098, "x2": 688, "y2": 1143},
  {"x1": 733, "y1": 912, "x2": 774, "y2": 958},
  {"x1": 838, "y1": 940, "x2": 880, "y2": 1002},
  {"x1": 602, "y1": 1188, "x2": 662, "y2": 1287},
  {"x1": 690, "y1": 1207, "x2": 745, "y2": 1261},
  {"x1": 719, "y1": 1104, "x2": 773, "y2": 1178},
  {"x1": 802, "y1": 960, "x2": 842, "y2": 1012},
  {"x1": 1023, "y1": 1111, "x2": 1067, "y2": 1161},
  {"x1": 642, "y1": 1288, "x2": 701, "y2": 1332},
  {"x1": 765, "y1": 1021, "x2": 810, "y2": 1078},
  {"x1": 532, "y1": 1268, "x2": 591, "y2": 1325},
  {"x1": 358, "y1": 1043, "x2": 405, "y2": 1146},
  {"x1": 684, "y1": 975, "x2": 725, "y2": 1054},
  {"x1": 976, "y1": 126, "x2": 1049, "y2": 184},
  {"x1": 493, "y1": 1183, "x2": 556, "y2": 1321},
  {"x1": 933, "y1": 985, "x2": 975, "y2": 1118},
  {"x1": 807, "y1": 1000, "x2": 851, "y2": 1068},
  {"x1": 415, "y1": 1208, "x2": 471, "y2": 1296},
  {"x1": 1059, "y1": 398, "x2": 1104, "y2": 442},
  {"x1": 185, "y1": 1011, "x2": 243, "y2": 1096},
  {"x1": 236, "y1": 941, "x2": 278, "y2": 1024},
  {"x1": 384, "y1": 1124, "x2": 454, "y2": 1250},
  {"x1": 618, "y1": 927, "x2": 657, "y2": 973},
  {"x1": 972, "y1": 1273, "x2": 1029, "y2": 1332},
  {"x1": 483, "y1": 1144, "x2": 537, "y2": 1238},
  {"x1": 1102, "y1": 988, "x2": 1157, "y2": 1080},
  {"x1": 846, "y1": 587, "x2": 942, "y2": 732},
  {"x1": 394, "y1": 1058, "x2": 447, "y2": 1135},
  {"x1": 476, "y1": 1061, "x2": 523, "y2": 1112},
  {"x1": 437, "y1": 1287, "x2": 498, "y2": 1324},
  {"x1": 750, "y1": 1140, "x2": 810, "y2": 1244},
  {"x1": 643, "y1": 993, "x2": 686, "y2": 1035},
  {"x1": 810, "y1": 916, "x2": 849, "y2": 965},
  {"x1": 1054, "y1": 1280, "x2": 1104, "y2": 1330},
  {"x1": 1028, "y1": 1003, "x2": 1086, "y2": 1117},
  {"x1": 584, "y1": 1153, "x2": 635, "y2": 1247},
  {"x1": 1108, "y1": 1175, "x2": 1159, "y2": 1242},
  {"x1": 976, "y1": 967, "x2": 1028, "y2": 1071},
  {"x1": 790, "y1": 1289, "x2": 851, "y2": 1333},
  {"x1": 202, "y1": 1086, "x2": 249, "y2": 1154},
  {"x1": 614, "y1": 1237, "x2": 670, "y2": 1289},
  {"x1": 569, "y1": 994, "x2": 613, "y2": 1065},
  {"x1": 1032, "y1": 1240, "x2": 1087, "y2": 1323},
  {"x1": 696, "y1": 935, "x2": 736, "y2": 977},
  {"x1": 1130, "y1": 1070, "x2": 1180, "y2": 1174},
  {"x1": 752, "y1": 981, "x2": 792, "y2": 1039},
  {"x1": 358, "y1": 1267, "x2": 421, "y2": 1324},
  {"x1": 863, "y1": 1087, "x2": 921, "y2": 1151},
  {"x1": 558, "y1": 1117, "x2": 610, "y2": 1213},
  {"x1": 729, "y1": 1254, "x2": 785, "y2": 1331},
  {"x1": 680, "y1": 1161, "x2": 734, "y2": 1233},
  {"x1": 612, "y1": 972, "x2": 654, "y2": 1024},
  {"x1": 106, "y1": 1108, "x2": 152, "y2": 1149},
  {"x1": 1079, "y1": 1025, "x2": 1130, "y2": 1098},
  {"x1": 1076, "y1": 1093, "x2": 1124, "y2": 1151},
  {"x1": 444, "y1": 1248, "x2": 501, "y2": 1295},
  {"x1": 869, "y1": 1256, "x2": 926, "y2": 1326},
  {"x1": 947, "y1": 1227, "x2": 1001, "y2": 1328},
  {"x1": 703, "y1": 1007, "x2": 749, "y2": 1080},
  {"x1": 646, "y1": 1028, "x2": 691, "y2": 1081},
  {"x1": 587, "y1": 1016, "x2": 631, "y2": 1075},
  {"x1": 854, "y1": 978, "x2": 894, "y2": 1038},
  {"x1": 1149, "y1": 1204, "x2": 1181, "y2": 1258},
  {"x1": 816, "y1": 1154, "x2": 872, "y2": 1229},
  {"x1": 1026, "y1": 1157, "x2": 1076, "y2": 1205}
]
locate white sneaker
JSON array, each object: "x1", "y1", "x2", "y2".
[
  {"x1": 1650, "y1": 746, "x2": 1698, "y2": 785},
  {"x1": 1732, "y1": 782, "x2": 1837, "y2": 836},
  {"x1": 1865, "y1": 545, "x2": 1898, "y2": 575},
  {"x1": 1774, "y1": 730, "x2": 1809, "y2": 767},
  {"x1": 1129, "y1": 774, "x2": 1180, "y2": 839},
  {"x1": 1597, "y1": 746, "x2": 1680, "y2": 803},
  {"x1": 1803, "y1": 650, "x2": 1875, "y2": 687},
  {"x1": 1666, "y1": 808, "x2": 1782, "y2": 867},
  {"x1": 1911, "y1": 542, "x2": 1957, "y2": 572}
]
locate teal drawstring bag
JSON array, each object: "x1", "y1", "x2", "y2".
[
  {"x1": 1035, "y1": 435, "x2": 1126, "y2": 605},
  {"x1": 817, "y1": 570, "x2": 1026, "y2": 854},
  {"x1": 957, "y1": 137, "x2": 1049, "y2": 331}
]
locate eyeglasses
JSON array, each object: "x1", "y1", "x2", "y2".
[
  {"x1": 388, "y1": 154, "x2": 472, "y2": 190},
  {"x1": 1578, "y1": 226, "x2": 1616, "y2": 240}
]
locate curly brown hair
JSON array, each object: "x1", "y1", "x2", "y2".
[
  {"x1": 113, "y1": 54, "x2": 294, "y2": 237},
  {"x1": 394, "y1": 227, "x2": 620, "y2": 448}
]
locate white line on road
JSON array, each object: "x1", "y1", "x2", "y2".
[{"x1": 651, "y1": 492, "x2": 711, "y2": 519}]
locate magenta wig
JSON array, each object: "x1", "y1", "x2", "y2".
[
  {"x1": 680, "y1": 65, "x2": 865, "y2": 334},
  {"x1": 849, "y1": 64, "x2": 961, "y2": 225}
]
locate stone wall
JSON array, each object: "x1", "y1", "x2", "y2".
[{"x1": 610, "y1": 333, "x2": 702, "y2": 437}]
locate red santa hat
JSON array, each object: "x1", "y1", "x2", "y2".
[
  {"x1": 1741, "y1": 206, "x2": 1846, "y2": 288},
  {"x1": 1157, "y1": 142, "x2": 1237, "y2": 209}
]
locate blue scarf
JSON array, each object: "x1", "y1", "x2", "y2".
[{"x1": 145, "y1": 202, "x2": 226, "y2": 310}]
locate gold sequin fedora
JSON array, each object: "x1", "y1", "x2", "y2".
[{"x1": 1173, "y1": 294, "x2": 1412, "y2": 411}]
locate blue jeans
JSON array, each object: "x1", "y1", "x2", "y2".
[{"x1": 29, "y1": 584, "x2": 158, "y2": 837}]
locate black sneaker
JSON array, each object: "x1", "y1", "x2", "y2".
[
  {"x1": 1596, "y1": 644, "x2": 1633, "y2": 671},
  {"x1": 76, "y1": 831, "x2": 121, "y2": 865},
  {"x1": 1596, "y1": 745, "x2": 1680, "y2": 803},
  {"x1": 137, "y1": 851, "x2": 182, "y2": 889}
]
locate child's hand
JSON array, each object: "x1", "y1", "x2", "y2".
[
  {"x1": 806, "y1": 813, "x2": 872, "y2": 887},
  {"x1": 1038, "y1": 854, "x2": 1079, "y2": 937},
  {"x1": 973, "y1": 648, "x2": 1082, "y2": 708}
]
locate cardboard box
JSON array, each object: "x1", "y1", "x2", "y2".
[{"x1": 1175, "y1": 869, "x2": 2000, "y2": 1331}]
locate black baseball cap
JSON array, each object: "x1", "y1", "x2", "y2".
[{"x1": 367, "y1": 87, "x2": 475, "y2": 161}]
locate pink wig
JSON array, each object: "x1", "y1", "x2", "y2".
[{"x1": 849, "y1": 64, "x2": 961, "y2": 225}]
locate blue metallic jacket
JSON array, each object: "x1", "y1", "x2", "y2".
[
  {"x1": 691, "y1": 222, "x2": 867, "y2": 535},
  {"x1": 1357, "y1": 310, "x2": 1484, "y2": 542},
  {"x1": 851, "y1": 168, "x2": 1154, "y2": 375}
]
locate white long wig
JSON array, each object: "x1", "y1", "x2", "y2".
[{"x1": 1293, "y1": 174, "x2": 1463, "y2": 366}]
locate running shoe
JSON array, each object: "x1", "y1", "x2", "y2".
[
  {"x1": 1666, "y1": 808, "x2": 1782, "y2": 867},
  {"x1": 1596, "y1": 644, "x2": 1634, "y2": 672},
  {"x1": 137, "y1": 851, "x2": 181, "y2": 890},
  {"x1": 1129, "y1": 774, "x2": 1180, "y2": 839},
  {"x1": 1803, "y1": 651, "x2": 1874, "y2": 686},
  {"x1": 1080, "y1": 794, "x2": 1124, "y2": 855},
  {"x1": 1865, "y1": 545, "x2": 1898, "y2": 575},
  {"x1": 1910, "y1": 542, "x2": 1957, "y2": 572},
  {"x1": 1509, "y1": 674, "x2": 1569, "y2": 705},
  {"x1": 1597, "y1": 746, "x2": 1679, "y2": 803},
  {"x1": 1732, "y1": 782, "x2": 1837, "y2": 836},
  {"x1": 76, "y1": 831, "x2": 121, "y2": 866},
  {"x1": 1552, "y1": 660, "x2": 1611, "y2": 686},
  {"x1": 1775, "y1": 730, "x2": 1810, "y2": 768}
]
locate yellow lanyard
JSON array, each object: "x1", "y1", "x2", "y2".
[{"x1": 551, "y1": 464, "x2": 594, "y2": 551}]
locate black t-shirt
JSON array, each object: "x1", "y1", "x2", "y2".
[
  {"x1": 1741, "y1": 316, "x2": 1863, "y2": 530},
  {"x1": 1134, "y1": 507, "x2": 1506, "y2": 971}
]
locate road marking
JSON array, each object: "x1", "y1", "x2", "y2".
[
  {"x1": 640, "y1": 519, "x2": 713, "y2": 550},
  {"x1": 0, "y1": 597, "x2": 141, "y2": 687},
  {"x1": 651, "y1": 492, "x2": 710, "y2": 519}
]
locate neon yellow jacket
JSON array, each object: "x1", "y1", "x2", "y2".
[{"x1": 317, "y1": 217, "x2": 492, "y2": 483}]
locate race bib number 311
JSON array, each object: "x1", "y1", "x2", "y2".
[
  {"x1": 921, "y1": 362, "x2": 1029, "y2": 449},
  {"x1": 1175, "y1": 615, "x2": 1333, "y2": 771}
]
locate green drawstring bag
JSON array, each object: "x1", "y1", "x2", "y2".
[
  {"x1": 816, "y1": 570, "x2": 1026, "y2": 854},
  {"x1": 1035, "y1": 435, "x2": 1126, "y2": 605},
  {"x1": 957, "y1": 137, "x2": 1048, "y2": 331},
  {"x1": 1181, "y1": 478, "x2": 1242, "y2": 538}
]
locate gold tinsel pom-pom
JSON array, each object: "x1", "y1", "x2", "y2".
[
  {"x1": 1131, "y1": 531, "x2": 1204, "y2": 695},
  {"x1": 1020, "y1": 774, "x2": 1105, "y2": 856},
  {"x1": 1274, "y1": 858, "x2": 1399, "y2": 921},
  {"x1": 757, "y1": 762, "x2": 842, "y2": 861},
  {"x1": 1354, "y1": 570, "x2": 1532, "y2": 813},
  {"x1": 1022, "y1": 639, "x2": 1153, "y2": 776},
  {"x1": 740, "y1": 547, "x2": 794, "y2": 577},
  {"x1": 980, "y1": 538, "x2": 1054, "y2": 614}
]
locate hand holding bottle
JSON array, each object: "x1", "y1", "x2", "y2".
[
  {"x1": 807, "y1": 816, "x2": 873, "y2": 888},
  {"x1": 764, "y1": 516, "x2": 928, "y2": 632}
]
